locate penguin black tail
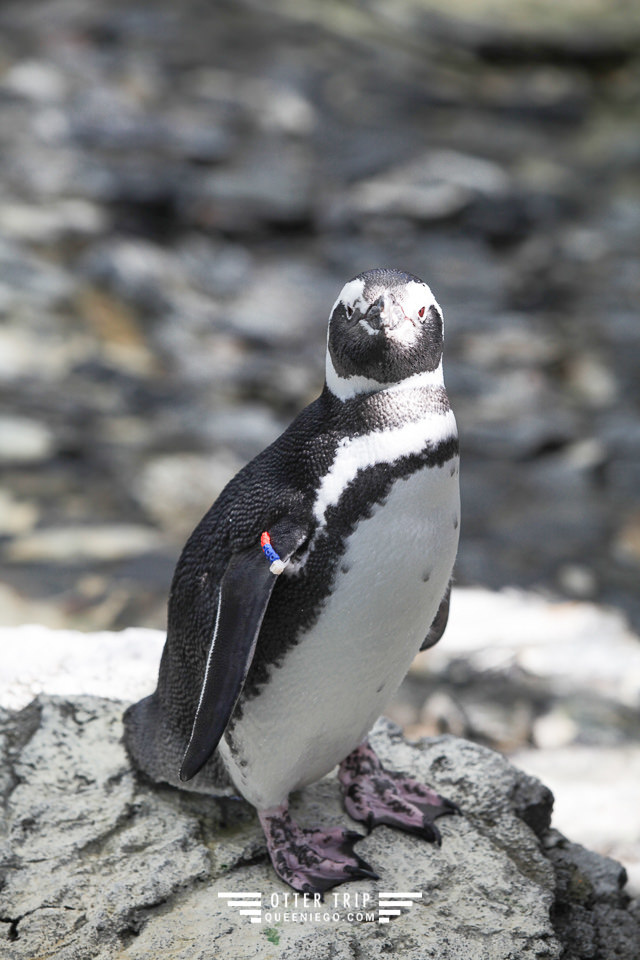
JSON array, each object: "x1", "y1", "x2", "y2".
[{"x1": 123, "y1": 694, "x2": 234, "y2": 797}]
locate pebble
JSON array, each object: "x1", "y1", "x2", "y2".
[
  {"x1": 565, "y1": 353, "x2": 618, "y2": 408},
  {"x1": 200, "y1": 405, "x2": 286, "y2": 459},
  {"x1": 614, "y1": 512, "x2": 640, "y2": 567},
  {"x1": 341, "y1": 147, "x2": 510, "y2": 226},
  {"x1": 2, "y1": 59, "x2": 68, "y2": 102},
  {"x1": 223, "y1": 260, "x2": 334, "y2": 344},
  {"x1": 0, "y1": 417, "x2": 55, "y2": 463},
  {"x1": 463, "y1": 698, "x2": 534, "y2": 752},
  {"x1": 79, "y1": 238, "x2": 179, "y2": 311},
  {"x1": 348, "y1": 176, "x2": 471, "y2": 223},
  {"x1": 556, "y1": 563, "x2": 598, "y2": 599},
  {"x1": 188, "y1": 137, "x2": 314, "y2": 231},
  {"x1": 0, "y1": 238, "x2": 74, "y2": 308},
  {"x1": 78, "y1": 286, "x2": 158, "y2": 377},
  {"x1": 418, "y1": 690, "x2": 468, "y2": 738},
  {"x1": 0, "y1": 199, "x2": 105, "y2": 243},
  {"x1": 532, "y1": 709, "x2": 581, "y2": 750},
  {"x1": 134, "y1": 451, "x2": 243, "y2": 537},
  {"x1": 0, "y1": 489, "x2": 38, "y2": 536},
  {"x1": 189, "y1": 69, "x2": 316, "y2": 136},
  {"x1": 176, "y1": 235, "x2": 253, "y2": 299},
  {"x1": 460, "y1": 313, "x2": 561, "y2": 369},
  {"x1": 7, "y1": 524, "x2": 166, "y2": 563},
  {"x1": 0, "y1": 583, "x2": 66, "y2": 629}
]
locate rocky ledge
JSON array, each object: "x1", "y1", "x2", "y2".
[{"x1": 1, "y1": 695, "x2": 638, "y2": 960}]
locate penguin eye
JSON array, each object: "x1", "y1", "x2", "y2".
[
  {"x1": 418, "y1": 306, "x2": 426, "y2": 319},
  {"x1": 345, "y1": 304, "x2": 354, "y2": 319}
]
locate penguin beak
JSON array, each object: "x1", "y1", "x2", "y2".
[{"x1": 364, "y1": 295, "x2": 406, "y2": 332}]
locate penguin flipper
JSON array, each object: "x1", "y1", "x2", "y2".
[
  {"x1": 420, "y1": 583, "x2": 451, "y2": 651},
  {"x1": 179, "y1": 545, "x2": 278, "y2": 782}
]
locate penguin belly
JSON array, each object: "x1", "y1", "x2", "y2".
[{"x1": 219, "y1": 455, "x2": 460, "y2": 810}]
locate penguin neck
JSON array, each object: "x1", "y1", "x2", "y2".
[
  {"x1": 324, "y1": 351, "x2": 446, "y2": 403},
  {"x1": 322, "y1": 354, "x2": 452, "y2": 435}
]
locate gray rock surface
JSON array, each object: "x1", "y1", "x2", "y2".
[
  {"x1": 2, "y1": 592, "x2": 639, "y2": 897},
  {"x1": 1, "y1": 696, "x2": 638, "y2": 959}
]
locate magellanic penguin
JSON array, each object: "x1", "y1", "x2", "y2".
[{"x1": 124, "y1": 267, "x2": 461, "y2": 893}]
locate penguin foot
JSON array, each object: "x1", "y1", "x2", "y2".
[
  {"x1": 258, "y1": 805, "x2": 379, "y2": 895},
  {"x1": 338, "y1": 741, "x2": 460, "y2": 843}
]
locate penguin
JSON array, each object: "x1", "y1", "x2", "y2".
[{"x1": 124, "y1": 267, "x2": 461, "y2": 893}]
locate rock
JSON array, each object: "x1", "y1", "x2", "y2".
[
  {"x1": 0, "y1": 696, "x2": 212, "y2": 958},
  {"x1": 0, "y1": 625, "x2": 162, "y2": 711},
  {"x1": 514, "y1": 747, "x2": 640, "y2": 899},
  {"x1": 613, "y1": 511, "x2": 640, "y2": 568},
  {"x1": 418, "y1": 690, "x2": 468, "y2": 739},
  {"x1": 0, "y1": 200, "x2": 105, "y2": 243},
  {"x1": 417, "y1": 0, "x2": 640, "y2": 67},
  {"x1": 6, "y1": 525, "x2": 166, "y2": 563},
  {"x1": 413, "y1": 588, "x2": 640, "y2": 710},
  {"x1": 0, "y1": 491, "x2": 38, "y2": 537},
  {"x1": 0, "y1": 585, "x2": 67, "y2": 631},
  {"x1": 200, "y1": 405, "x2": 286, "y2": 460},
  {"x1": 459, "y1": 312, "x2": 562, "y2": 370},
  {"x1": 133, "y1": 451, "x2": 243, "y2": 538},
  {"x1": 2, "y1": 59, "x2": 68, "y2": 103},
  {"x1": 458, "y1": 696, "x2": 534, "y2": 752},
  {"x1": 77, "y1": 287, "x2": 158, "y2": 377},
  {"x1": 532, "y1": 709, "x2": 580, "y2": 750},
  {"x1": 564, "y1": 353, "x2": 618, "y2": 409},
  {"x1": 222, "y1": 260, "x2": 334, "y2": 345},
  {"x1": 0, "y1": 237, "x2": 74, "y2": 309},
  {"x1": 476, "y1": 66, "x2": 591, "y2": 122},
  {"x1": 1, "y1": 694, "x2": 638, "y2": 959},
  {"x1": 185, "y1": 68, "x2": 316, "y2": 137},
  {"x1": 0, "y1": 417, "x2": 55, "y2": 464},
  {"x1": 336, "y1": 150, "x2": 510, "y2": 227},
  {"x1": 79, "y1": 239, "x2": 180, "y2": 313},
  {"x1": 175, "y1": 235, "x2": 253, "y2": 300},
  {"x1": 185, "y1": 137, "x2": 314, "y2": 232},
  {"x1": 0, "y1": 321, "x2": 87, "y2": 385}
]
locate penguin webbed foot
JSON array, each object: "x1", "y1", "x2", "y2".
[
  {"x1": 258, "y1": 806, "x2": 378, "y2": 895},
  {"x1": 338, "y1": 741, "x2": 459, "y2": 843}
]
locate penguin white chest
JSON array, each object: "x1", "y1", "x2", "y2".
[
  {"x1": 220, "y1": 455, "x2": 459, "y2": 810},
  {"x1": 332, "y1": 458, "x2": 459, "y2": 659}
]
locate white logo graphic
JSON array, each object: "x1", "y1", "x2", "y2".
[
  {"x1": 377, "y1": 891, "x2": 423, "y2": 923},
  {"x1": 218, "y1": 891, "x2": 263, "y2": 924},
  {"x1": 218, "y1": 889, "x2": 422, "y2": 924}
]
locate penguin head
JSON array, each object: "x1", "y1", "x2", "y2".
[{"x1": 326, "y1": 268, "x2": 445, "y2": 399}]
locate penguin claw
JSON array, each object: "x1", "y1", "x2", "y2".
[
  {"x1": 258, "y1": 807, "x2": 377, "y2": 894},
  {"x1": 338, "y1": 741, "x2": 460, "y2": 841},
  {"x1": 344, "y1": 829, "x2": 366, "y2": 841},
  {"x1": 348, "y1": 864, "x2": 380, "y2": 882}
]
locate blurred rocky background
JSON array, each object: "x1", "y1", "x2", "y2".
[
  {"x1": 1, "y1": 0, "x2": 639, "y2": 904},
  {"x1": 1, "y1": 0, "x2": 639, "y2": 633}
]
